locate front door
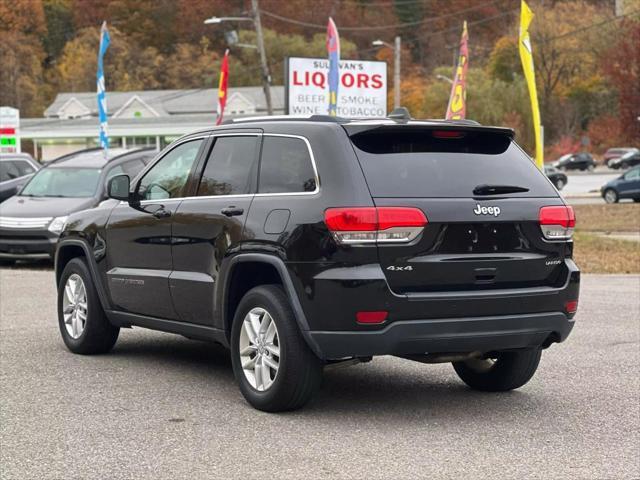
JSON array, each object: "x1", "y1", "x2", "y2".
[
  {"x1": 170, "y1": 134, "x2": 260, "y2": 325},
  {"x1": 105, "y1": 137, "x2": 206, "y2": 319}
]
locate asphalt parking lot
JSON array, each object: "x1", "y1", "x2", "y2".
[{"x1": 1, "y1": 266, "x2": 639, "y2": 479}]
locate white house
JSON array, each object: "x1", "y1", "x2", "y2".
[{"x1": 21, "y1": 86, "x2": 285, "y2": 160}]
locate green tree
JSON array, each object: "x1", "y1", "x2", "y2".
[{"x1": 42, "y1": 0, "x2": 75, "y2": 62}]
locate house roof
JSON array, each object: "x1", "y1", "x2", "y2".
[{"x1": 44, "y1": 86, "x2": 286, "y2": 118}]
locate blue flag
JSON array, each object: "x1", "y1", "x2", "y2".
[
  {"x1": 97, "y1": 21, "x2": 110, "y2": 154},
  {"x1": 326, "y1": 18, "x2": 340, "y2": 116}
]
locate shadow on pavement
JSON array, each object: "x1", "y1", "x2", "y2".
[
  {"x1": 102, "y1": 333, "x2": 543, "y2": 420},
  {"x1": 2, "y1": 259, "x2": 54, "y2": 271}
]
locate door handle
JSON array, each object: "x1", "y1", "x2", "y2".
[
  {"x1": 221, "y1": 206, "x2": 244, "y2": 217},
  {"x1": 152, "y1": 208, "x2": 171, "y2": 219}
]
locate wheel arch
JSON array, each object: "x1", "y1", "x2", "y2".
[
  {"x1": 56, "y1": 239, "x2": 112, "y2": 311},
  {"x1": 221, "y1": 253, "x2": 323, "y2": 358}
]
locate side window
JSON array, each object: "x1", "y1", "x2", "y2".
[
  {"x1": 138, "y1": 139, "x2": 203, "y2": 200},
  {"x1": 624, "y1": 169, "x2": 639, "y2": 181},
  {"x1": 14, "y1": 161, "x2": 36, "y2": 176},
  {"x1": 121, "y1": 159, "x2": 146, "y2": 177},
  {"x1": 106, "y1": 165, "x2": 124, "y2": 181},
  {"x1": 258, "y1": 136, "x2": 316, "y2": 194},
  {"x1": 0, "y1": 161, "x2": 21, "y2": 181},
  {"x1": 197, "y1": 136, "x2": 259, "y2": 196}
]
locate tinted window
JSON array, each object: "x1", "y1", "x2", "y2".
[
  {"x1": 258, "y1": 136, "x2": 316, "y2": 193},
  {"x1": 624, "y1": 169, "x2": 639, "y2": 180},
  {"x1": 350, "y1": 128, "x2": 557, "y2": 198},
  {"x1": 0, "y1": 161, "x2": 21, "y2": 181},
  {"x1": 197, "y1": 136, "x2": 258, "y2": 196},
  {"x1": 20, "y1": 168, "x2": 101, "y2": 197},
  {"x1": 138, "y1": 139, "x2": 202, "y2": 200},
  {"x1": 120, "y1": 159, "x2": 146, "y2": 177},
  {"x1": 14, "y1": 160, "x2": 35, "y2": 176}
]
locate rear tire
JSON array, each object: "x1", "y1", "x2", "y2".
[
  {"x1": 604, "y1": 188, "x2": 618, "y2": 204},
  {"x1": 554, "y1": 178, "x2": 565, "y2": 190},
  {"x1": 452, "y1": 348, "x2": 541, "y2": 392},
  {"x1": 230, "y1": 285, "x2": 323, "y2": 412},
  {"x1": 57, "y1": 258, "x2": 119, "y2": 354}
]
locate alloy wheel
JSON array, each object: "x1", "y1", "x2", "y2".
[
  {"x1": 62, "y1": 273, "x2": 88, "y2": 339},
  {"x1": 239, "y1": 307, "x2": 280, "y2": 391}
]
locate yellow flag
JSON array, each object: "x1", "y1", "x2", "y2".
[{"x1": 519, "y1": 0, "x2": 543, "y2": 169}]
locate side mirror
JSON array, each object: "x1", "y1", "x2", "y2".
[{"x1": 107, "y1": 174, "x2": 131, "y2": 202}]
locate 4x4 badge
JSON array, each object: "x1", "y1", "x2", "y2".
[{"x1": 473, "y1": 204, "x2": 501, "y2": 217}]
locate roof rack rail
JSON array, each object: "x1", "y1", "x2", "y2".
[
  {"x1": 107, "y1": 147, "x2": 158, "y2": 163},
  {"x1": 222, "y1": 114, "x2": 350, "y2": 125},
  {"x1": 48, "y1": 147, "x2": 103, "y2": 165}
]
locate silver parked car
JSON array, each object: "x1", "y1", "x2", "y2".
[{"x1": 0, "y1": 153, "x2": 40, "y2": 202}]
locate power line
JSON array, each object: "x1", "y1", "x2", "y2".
[
  {"x1": 260, "y1": 0, "x2": 503, "y2": 31},
  {"x1": 539, "y1": 9, "x2": 639, "y2": 44}
]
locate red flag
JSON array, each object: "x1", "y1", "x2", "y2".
[
  {"x1": 216, "y1": 49, "x2": 229, "y2": 125},
  {"x1": 445, "y1": 21, "x2": 469, "y2": 120}
]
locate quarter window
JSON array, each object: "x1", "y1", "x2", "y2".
[
  {"x1": 258, "y1": 136, "x2": 316, "y2": 194},
  {"x1": 197, "y1": 136, "x2": 259, "y2": 196},
  {"x1": 138, "y1": 139, "x2": 203, "y2": 200}
]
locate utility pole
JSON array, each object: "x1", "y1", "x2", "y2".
[
  {"x1": 251, "y1": 0, "x2": 273, "y2": 115},
  {"x1": 372, "y1": 37, "x2": 402, "y2": 109},
  {"x1": 393, "y1": 36, "x2": 401, "y2": 109}
]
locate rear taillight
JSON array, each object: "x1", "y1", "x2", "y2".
[
  {"x1": 356, "y1": 311, "x2": 388, "y2": 324},
  {"x1": 324, "y1": 207, "x2": 427, "y2": 245},
  {"x1": 432, "y1": 130, "x2": 465, "y2": 139},
  {"x1": 539, "y1": 206, "x2": 575, "y2": 240},
  {"x1": 565, "y1": 300, "x2": 578, "y2": 314}
]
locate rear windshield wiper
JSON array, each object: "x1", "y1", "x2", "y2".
[{"x1": 473, "y1": 184, "x2": 530, "y2": 195}]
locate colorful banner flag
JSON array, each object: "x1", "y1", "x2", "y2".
[
  {"x1": 96, "y1": 21, "x2": 110, "y2": 154},
  {"x1": 326, "y1": 17, "x2": 340, "y2": 116},
  {"x1": 445, "y1": 21, "x2": 469, "y2": 120},
  {"x1": 216, "y1": 49, "x2": 230, "y2": 126},
  {"x1": 519, "y1": 0, "x2": 544, "y2": 169}
]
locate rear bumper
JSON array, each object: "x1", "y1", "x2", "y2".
[
  {"x1": 288, "y1": 259, "x2": 580, "y2": 360},
  {"x1": 309, "y1": 311, "x2": 573, "y2": 359}
]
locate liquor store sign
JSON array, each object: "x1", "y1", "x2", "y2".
[
  {"x1": 0, "y1": 107, "x2": 20, "y2": 154},
  {"x1": 286, "y1": 57, "x2": 387, "y2": 118}
]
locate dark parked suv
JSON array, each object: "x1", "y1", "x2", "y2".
[
  {"x1": 54, "y1": 117, "x2": 580, "y2": 411},
  {"x1": 0, "y1": 148, "x2": 155, "y2": 263}
]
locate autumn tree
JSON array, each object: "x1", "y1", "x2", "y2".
[{"x1": 0, "y1": 32, "x2": 47, "y2": 116}]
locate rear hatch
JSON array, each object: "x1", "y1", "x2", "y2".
[{"x1": 346, "y1": 124, "x2": 570, "y2": 293}]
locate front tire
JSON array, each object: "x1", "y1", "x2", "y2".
[
  {"x1": 452, "y1": 348, "x2": 541, "y2": 392},
  {"x1": 604, "y1": 188, "x2": 618, "y2": 204},
  {"x1": 231, "y1": 285, "x2": 322, "y2": 412},
  {"x1": 57, "y1": 258, "x2": 119, "y2": 354},
  {"x1": 554, "y1": 178, "x2": 565, "y2": 190}
]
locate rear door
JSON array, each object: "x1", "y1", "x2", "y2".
[
  {"x1": 346, "y1": 125, "x2": 568, "y2": 294},
  {"x1": 170, "y1": 133, "x2": 260, "y2": 325}
]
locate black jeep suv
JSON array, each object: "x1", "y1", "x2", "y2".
[{"x1": 55, "y1": 117, "x2": 579, "y2": 412}]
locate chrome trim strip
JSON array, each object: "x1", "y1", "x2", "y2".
[
  {"x1": 0, "y1": 216, "x2": 52, "y2": 229},
  {"x1": 133, "y1": 132, "x2": 320, "y2": 205}
]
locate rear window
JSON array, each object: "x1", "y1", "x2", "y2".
[{"x1": 350, "y1": 128, "x2": 557, "y2": 198}]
